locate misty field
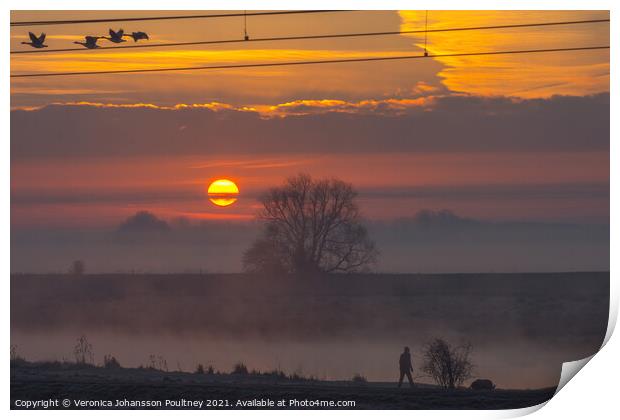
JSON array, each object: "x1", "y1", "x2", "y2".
[{"x1": 11, "y1": 272, "x2": 608, "y2": 408}]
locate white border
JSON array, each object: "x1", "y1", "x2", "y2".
[{"x1": 4, "y1": 1, "x2": 616, "y2": 419}]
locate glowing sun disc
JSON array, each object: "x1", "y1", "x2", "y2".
[
  {"x1": 207, "y1": 179, "x2": 239, "y2": 207},
  {"x1": 209, "y1": 197, "x2": 237, "y2": 207}
]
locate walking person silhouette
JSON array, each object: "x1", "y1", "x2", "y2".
[{"x1": 398, "y1": 346, "x2": 415, "y2": 388}]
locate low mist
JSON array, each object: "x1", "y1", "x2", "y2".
[{"x1": 11, "y1": 210, "x2": 609, "y2": 274}]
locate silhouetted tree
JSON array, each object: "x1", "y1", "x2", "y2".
[
  {"x1": 243, "y1": 174, "x2": 378, "y2": 274},
  {"x1": 10, "y1": 345, "x2": 25, "y2": 367},
  {"x1": 148, "y1": 355, "x2": 168, "y2": 371},
  {"x1": 70, "y1": 260, "x2": 85, "y2": 275},
  {"x1": 232, "y1": 362, "x2": 249, "y2": 375},
  {"x1": 73, "y1": 335, "x2": 94, "y2": 365},
  {"x1": 422, "y1": 338, "x2": 473, "y2": 389},
  {"x1": 103, "y1": 354, "x2": 121, "y2": 369}
]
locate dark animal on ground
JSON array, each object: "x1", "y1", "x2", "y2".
[{"x1": 470, "y1": 379, "x2": 496, "y2": 390}]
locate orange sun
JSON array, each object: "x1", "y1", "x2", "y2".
[{"x1": 207, "y1": 179, "x2": 239, "y2": 207}]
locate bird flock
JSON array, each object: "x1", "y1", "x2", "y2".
[{"x1": 21, "y1": 29, "x2": 150, "y2": 49}]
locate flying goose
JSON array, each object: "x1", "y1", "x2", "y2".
[
  {"x1": 103, "y1": 28, "x2": 126, "y2": 43},
  {"x1": 125, "y1": 31, "x2": 149, "y2": 42},
  {"x1": 21, "y1": 32, "x2": 48, "y2": 48},
  {"x1": 73, "y1": 36, "x2": 101, "y2": 49}
]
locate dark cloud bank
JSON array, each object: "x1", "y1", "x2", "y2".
[
  {"x1": 11, "y1": 94, "x2": 610, "y2": 158},
  {"x1": 11, "y1": 210, "x2": 609, "y2": 274}
]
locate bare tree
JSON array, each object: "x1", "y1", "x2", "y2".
[
  {"x1": 73, "y1": 335, "x2": 94, "y2": 365},
  {"x1": 103, "y1": 354, "x2": 121, "y2": 369},
  {"x1": 243, "y1": 174, "x2": 378, "y2": 274},
  {"x1": 422, "y1": 338, "x2": 473, "y2": 389},
  {"x1": 147, "y1": 354, "x2": 168, "y2": 371}
]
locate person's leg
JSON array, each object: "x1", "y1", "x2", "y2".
[
  {"x1": 406, "y1": 371, "x2": 414, "y2": 387},
  {"x1": 398, "y1": 371, "x2": 405, "y2": 388}
]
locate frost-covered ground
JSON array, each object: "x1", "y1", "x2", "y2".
[{"x1": 11, "y1": 362, "x2": 555, "y2": 410}]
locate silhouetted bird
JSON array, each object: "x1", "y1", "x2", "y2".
[
  {"x1": 22, "y1": 32, "x2": 48, "y2": 48},
  {"x1": 398, "y1": 346, "x2": 415, "y2": 388},
  {"x1": 125, "y1": 31, "x2": 149, "y2": 42},
  {"x1": 104, "y1": 29, "x2": 126, "y2": 43},
  {"x1": 73, "y1": 36, "x2": 101, "y2": 49}
]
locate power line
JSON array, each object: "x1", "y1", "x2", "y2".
[
  {"x1": 424, "y1": 11, "x2": 429, "y2": 56},
  {"x1": 10, "y1": 45, "x2": 610, "y2": 78},
  {"x1": 10, "y1": 18, "x2": 610, "y2": 55},
  {"x1": 10, "y1": 10, "x2": 353, "y2": 27}
]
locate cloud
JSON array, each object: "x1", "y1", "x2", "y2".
[
  {"x1": 398, "y1": 10, "x2": 610, "y2": 98},
  {"x1": 117, "y1": 211, "x2": 170, "y2": 234},
  {"x1": 11, "y1": 187, "x2": 202, "y2": 206},
  {"x1": 14, "y1": 101, "x2": 244, "y2": 112},
  {"x1": 11, "y1": 182, "x2": 608, "y2": 207},
  {"x1": 10, "y1": 93, "x2": 610, "y2": 159},
  {"x1": 361, "y1": 183, "x2": 609, "y2": 201},
  {"x1": 251, "y1": 97, "x2": 433, "y2": 117},
  {"x1": 12, "y1": 97, "x2": 432, "y2": 117},
  {"x1": 408, "y1": 209, "x2": 479, "y2": 227},
  {"x1": 11, "y1": 48, "x2": 420, "y2": 73}
]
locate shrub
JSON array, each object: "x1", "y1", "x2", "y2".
[
  {"x1": 148, "y1": 354, "x2": 168, "y2": 371},
  {"x1": 73, "y1": 335, "x2": 94, "y2": 365},
  {"x1": 352, "y1": 373, "x2": 368, "y2": 383},
  {"x1": 266, "y1": 369, "x2": 287, "y2": 379},
  {"x1": 70, "y1": 260, "x2": 85, "y2": 275},
  {"x1": 10, "y1": 345, "x2": 26, "y2": 366},
  {"x1": 195, "y1": 364, "x2": 205, "y2": 374},
  {"x1": 232, "y1": 362, "x2": 248, "y2": 375},
  {"x1": 422, "y1": 338, "x2": 474, "y2": 389},
  {"x1": 103, "y1": 354, "x2": 121, "y2": 369}
]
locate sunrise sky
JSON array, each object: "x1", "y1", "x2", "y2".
[{"x1": 10, "y1": 10, "x2": 610, "y2": 272}]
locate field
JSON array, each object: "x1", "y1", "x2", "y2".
[
  {"x1": 11, "y1": 361, "x2": 556, "y2": 410},
  {"x1": 10, "y1": 272, "x2": 608, "y2": 408}
]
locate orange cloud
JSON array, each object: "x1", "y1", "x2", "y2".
[
  {"x1": 15, "y1": 101, "x2": 252, "y2": 112},
  {"x1": 398, "y1": 10, "x2": 610, "y2": 98},
  {"x1": 176, "y1": 211, "x2": 254, "y2": 221},
  {"x1": 13, "y1": 96, "x2": 437, "y2": 117},
  {"x1": 252, "y1": 97, "x2": 435, "y2": 117},
  {"x1": 413, "y1": 81, "x2": 439, "y2": 93},
  {"x1": 10, "y1": 48, "x2": 418, "y2": 74}
]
